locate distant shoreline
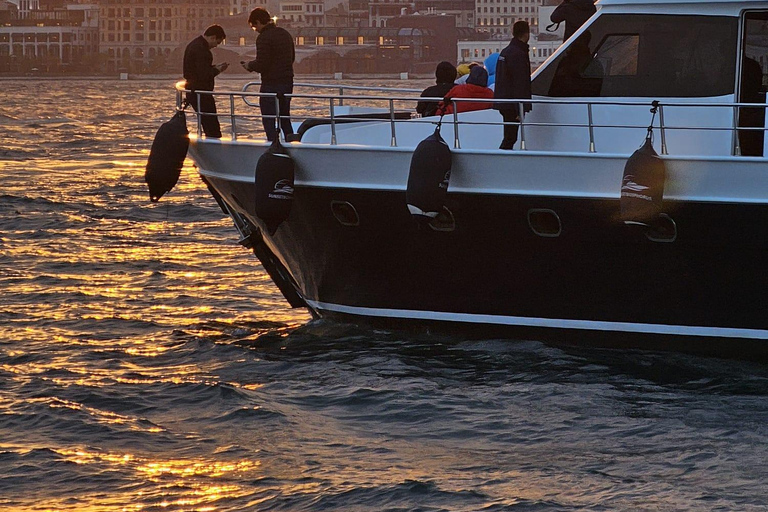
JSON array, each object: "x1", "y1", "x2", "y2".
[{"x1": 0, "y1": 72, "x2": 433, "y2": 81}]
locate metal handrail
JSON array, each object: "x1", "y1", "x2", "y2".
[
  {"x1": 178, "y1": 81, "x2": 278, "y2": 140},
  {"x1": 176, "y1": 82, "x2": 768, "y2": 155},
  {"x1": 241, "y1": 80, "x2": 422, "y2": 107}
]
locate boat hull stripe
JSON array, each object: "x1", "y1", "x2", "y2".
[{"x1": 306, "y1": 300, "x2": 768, "y2": 340}]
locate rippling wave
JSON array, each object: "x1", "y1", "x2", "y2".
[{"x1": 1, "y1": 78, "x2": 768, "y2": 512}]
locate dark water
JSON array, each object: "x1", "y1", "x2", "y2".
[{"x1": 2, "y1": 78, "x2": 768, "y2": 511}]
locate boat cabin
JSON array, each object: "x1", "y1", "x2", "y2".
[
  {"x1": 292, "y1": 0, "x2": 768, "y2": 157},
  {"x1": 527, "y1": 0, "x2": 767, "y2": 156}
]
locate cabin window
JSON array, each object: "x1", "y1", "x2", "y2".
[
  {"x1": 738, "y1": 11, "x2": 768, "y2": 156},
  {"x1": 533, "y1": 14, "x2": 738, "y2": 98},
  {"x1": 592, "y1": 34, "x2": 639, "y2": 76}
]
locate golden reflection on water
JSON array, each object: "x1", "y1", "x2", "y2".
[
  {"x1": 28, "y1": 397, "x2": 166, "y2": 433},
  {"x1": 124, "y1": 343, "x2": 174, "y2": 357},
  {"x1": 52, "y1": 446, "x2": 260, "y2": 509},
  {"x1": 0, "y1": 82, "x2": 311, "y2": 510},
  {"x1": 3, "y1": 214, "x2": 309, "y2": 342}
]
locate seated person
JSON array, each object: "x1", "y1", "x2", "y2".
[
  {"x1": 484, "y1": 52, "x2": 499, "y2": 90},
  {"x1": 454, "y1": 63, "x2": 472, "y2": 84},
  {"x1": 416, "y1": 61, "x2": 458, "y2": 117},
  {"x1": 437, "y1": 66, "x2": 494, "y2": 115},
  {"x1": 455, "y1": 62, "x2": 483, "y2": 84}
]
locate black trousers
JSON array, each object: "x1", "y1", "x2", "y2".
[
  {"x1": 260, "y1": 83, "x2": 294, "y2": 141},
  {"x1": 187, "y1": 91, "x2": 222, "y2": 138},
  {"x1": 500, "y1": 110, "x2": 520, "y2": 150}
]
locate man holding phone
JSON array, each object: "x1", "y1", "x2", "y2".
[
  {"x1": 183, "y1": 24, "x2": 229, "y2": 138},
  {"x1": 241, "y1": 8, "x2": 295, "y2": 141}
]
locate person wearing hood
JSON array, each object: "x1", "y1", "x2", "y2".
[
  {"x1": 416, "y1": 61, "x2": 458, "y2": 117},
  {"x1": 436, "y1": 66, "x2": 494, "y2": 116},
  {"x1": 455, "y1": 62, "x2": 481, "y2": 84},
  {"x1": 484, "y1": 52, "x2": 499, "y2": 89},
  {"x1": 494, "y1": 20, "x2": 532, "y2": 150},
  {"x1": 550, "y1": 0, "x2": 597, "y2": 40}
]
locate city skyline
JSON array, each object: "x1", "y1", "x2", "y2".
[{"x1": 0, "y1": 0, "x2": 555, "y2": 75}]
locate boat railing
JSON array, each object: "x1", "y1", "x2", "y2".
[
  {"x1": 240, "y1": 80, "x2": 422, "y2": 107},
  {"x1": 177, "y1": 82, "x2": 766, "y2": 156}
]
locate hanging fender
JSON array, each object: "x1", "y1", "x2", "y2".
[
  {"x1": 406, "y1": 126, "x2": 452, "y2": 219},
  {"x1": 255, "y1": 139, "x2": 295, "y2": 234},
  {"x1": 145, "y1": 110, "x2": 189, "y2": 202},
  {"x1": 620, "y1": 137, "x2": 666, "y2": 226}
]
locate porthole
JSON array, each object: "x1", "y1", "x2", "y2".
[
  {"x1": 331, "y1": 200, "x2": 359, "y2": 226},
  {"x1": 646, "y1": 213, "x2": 677, "y2": 243},
  {"x1": 528, "y1": 209, "x2": 561, "y2": 238},
  {"x1": 429, "y1": 207, "x2": 455, "y2": 232}
]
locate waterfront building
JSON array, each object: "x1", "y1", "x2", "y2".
[
  {"x1": 348, "y1": 0, "x2": 369, "y2": 26},
  {"x1": 97, "y1": 0, "x2": 229, "y2": 73},
  {"x1": 276, "y1": 0, "x2": 463, "y2": 30},
  {"x1": 457, "y1": 32, "x2": 559, "y2": 69},
  {"x1": 229, "y1": 0, "x2": 255, "y2": 15},
  {"x1": 0, "y1": 0, "x2": 98, "y2": 73},
  {"x1": 461, "y1": 0, "x2": 564, "y2": 70},
  {"x1": 279, "y1": 0, "x2": 305, "y2": 24},
  {"x1": 413, "y1": 0, "x2": 475, "y2": 28},
  {"x1": 476, "y1": 0, "x2": 543, "y2": 37},
  {"x1": 5, "y1": 0, "x2": 38, "y2": 19},
  {"x1": 304, "y1": 0, "x2": 325, "y2": 25},
  {"x1": 369, "y1": 0, "x2": 412, "y2": 28},
  {"x1": 289, "y1": 14, "x2": 477, "y2": 74},
  {"x1": 324, "y1": 2, "x2": 351, "y2": 27},
  {"x1": 0, "y1": 0, "x2": 18, "y2": 15}
]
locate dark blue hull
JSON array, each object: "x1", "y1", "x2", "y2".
[{"x1": 208, "y1": 175, "x2": 768, "y2": 352}]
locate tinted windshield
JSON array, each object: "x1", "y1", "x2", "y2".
[{"x1": 532, "y1": 14, "x2": 738, "y2": 97}]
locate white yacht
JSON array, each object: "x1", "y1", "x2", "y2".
[{"x1": 168, "y1": 0, "x2": 768, "y2": 356}]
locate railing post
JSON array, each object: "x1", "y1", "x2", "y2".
[
  {"x1": 658, "y1": 104, "x2": 667, "y2": 155},
  {"x1": 518, "y1": 102, "x2": 526, "y2": 151},
  {"x1": 733, "y1": 104, "x2": 742, "y2": 156},
  {"x1": 196, "y1": 92, "x2": 202, "y2": 138},
  {"x1": 230, "y1": 94, "x2": 237, "y2": 141},
  {"x1": 389, "y1": 99, "x2": 397, "y2": 147},
  {"x1": 330, "y1": 97, "x2": 337, "y2": 145},
  {"x1": 339, "y1": 87, "x2": 344, "y2": 107},
  {"x1": 275, "y1": 94, "x2": 281, "y2": 143},
  {"x1": 452, "y1": 100, "x2": 460, "y2": 149},
  {"x1": 587, "y1": 102, "x2": 596, "y2": 153}
]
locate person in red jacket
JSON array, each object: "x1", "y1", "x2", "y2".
[{"x1": 436, "y1": 66, "x2": 494, "y2": 116}]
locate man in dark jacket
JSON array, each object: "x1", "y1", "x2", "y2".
[
  {"x1": 416, "y1": 61, "x2": 457, "y2": 117},
  {"x1": 550, "y1": 0, "x2": 596, "y2": 41},
  {"x1": 494, "y1": 20, "x2": 532, "y2": 150},
  {"x1": 183, "y1": 25, "x2": 228, "y2": 138},
  {"x1": 241, "y1": 8, "x2": 295, "y2": 141}
]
